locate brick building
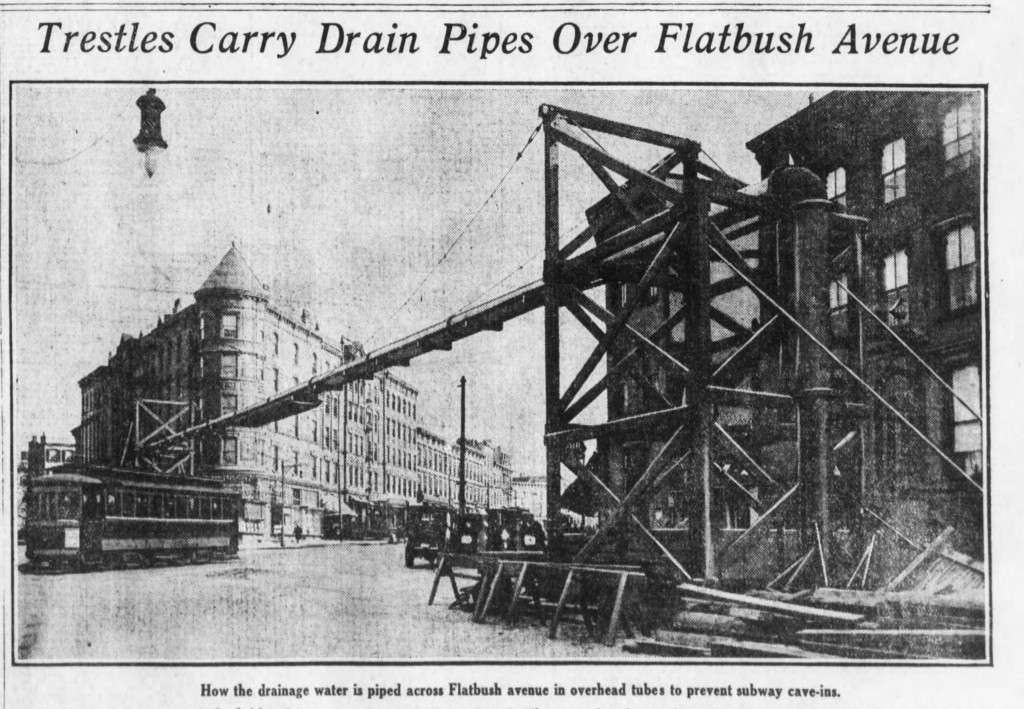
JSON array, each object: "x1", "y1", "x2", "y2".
[
  {"x1": 746, "y1": 90, "x2": 983, "y2": 554},
  {"x1": 589, "y1": 90, "x2": 983, "y2": 579},
  {"x1": 75, "y1": 245, "x2": 424, "y2": 543}
]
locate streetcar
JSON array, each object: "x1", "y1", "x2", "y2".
[{"x1": 22, "y1": 464, "x2": 241, "y2": 572}]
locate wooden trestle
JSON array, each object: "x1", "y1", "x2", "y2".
[{"x1": 428, "y1": 552, "x2": 648, "y2": 646}]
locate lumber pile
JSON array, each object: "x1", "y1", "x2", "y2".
[{"x1": 620, "y1": 527, "x2": 986, "y2": 661}]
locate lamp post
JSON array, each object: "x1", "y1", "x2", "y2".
[
  {"x1": 133, "y1": 88, "x2": 168, "y2": 177},
  {"x1": 458, "y1": 376, "x2": 467, "y2": 516}
]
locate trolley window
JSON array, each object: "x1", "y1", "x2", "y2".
[
  {"x1": 175, "y1": 495, "x2": 186, "y2": 519},
  {"x1": 56, "y1": 489, "x2": 81, "y2": 519},
  {"x1": 200, "y1": 496, "x2": 211, "y2": 519},
  {"x1": 122, "y1": 491, "x2": 135, "y2": 517},
  {"x1": 106, "y1": 492, "x2": 119, "y2": 516},
  {"x1": 211, "y1": 497, "x2": 222, "y2": 519},
  {"x1": 188, "y1": 495, "x2": 199, "y2": 519},
  {"x1": 136, "y1": 492, "x2": 150, "y2": 518}
]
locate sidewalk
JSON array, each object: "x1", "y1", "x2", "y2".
[{"x1": 239, "y1": 535, "x2": 399, "y2": 552}]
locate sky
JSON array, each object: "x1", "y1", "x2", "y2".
[{"x1": 11, "y1": 84, "x2": 810, "y2": 473}]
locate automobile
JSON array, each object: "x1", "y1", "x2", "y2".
[{"x1": 404, "y1": 502, "x2": 453, "y2": 568}]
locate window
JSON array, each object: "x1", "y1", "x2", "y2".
[
  {"x1": 293, "y1": 488, "x2": 301, "y2": 505},
  {"x1": 221, "y1": 353, "x2": 238, "y2": 378},
  {"x1": 826, "y1": 167, "x2": 847, "y2": 207},
  {"x1": 293, "y1": 343, "x2": 299, "y2": 365},
  {"x1": 221, "y1": 313, "x2": 239, "y2": 339},
  {"x1": 223, "y1": 437, "x2": 238, "y2": 465},
  {"x1": 945, "y1": 224, "x2": 978, "y2": 310},
  {"x1": 312, "y1": 456, "x2": 318, "y2": 481},
  {"x1": 273, "y1": 368, "x2": 279, "y2": 393},
  {"x1": 312, "y1": 353, "x2": 318, "y2": 375},
  {"x1": 274, "y1": 333, "x2": 280, "y2": 355},
  {"x1": 944, "y1": 101, "x2": 974, "y2": 175},
  {"x1": 882, "y1": 138, "x2": 907, "y2": 203},
  {"x1": 221, "y1": 392, "x2": 238, "y2": 415},
  {"x1": 952, "y1": 365, "x2": 981, "y2": 478},
  {"x1": 829, "y1": 274, "x2": 850, "y2": 338},
  {"x1": 883, "y1": 250, "x2": 909, "y2": 325}
]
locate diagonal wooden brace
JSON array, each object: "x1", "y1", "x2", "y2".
[
  {"x1": 572, "y1": 425, "x2": 692, "y2": 564},
  {"x1": 561, "y1": 222, "x2": 687, "y2": 410}
]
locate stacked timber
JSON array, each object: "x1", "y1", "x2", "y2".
[{"x1": 622, "y1": 572, "x2": 986, "y2": 660}]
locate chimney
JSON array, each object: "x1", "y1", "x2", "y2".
[{"x1": 173, "y1": 298, "x2": 181, "y2": 314}]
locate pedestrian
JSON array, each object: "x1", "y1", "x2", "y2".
[{"x1": 294, "y1": 524, "x2": 303, "y2": 544}]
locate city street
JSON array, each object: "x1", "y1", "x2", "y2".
[{"x1": 15, "y1": 542, "x2": 610, "y2": 662}]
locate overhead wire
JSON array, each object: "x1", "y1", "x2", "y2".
[
  {"x1": 364, "y1": 121, "x2": 543, "y2": 346},
  {"x1": 16, "y1": 99, "x2": 136, "y2": 167}
]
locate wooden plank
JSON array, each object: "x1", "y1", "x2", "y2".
[
  {"x1": 472, "y1": 569, "x2": 492, "y2": 621},
  {"x1": 448, "y1": 572, "x2": 463, "y2": 608},
  {"x1": 427, "y1": 555, "x2": 447, "y2": 606},
  {"x1": 604, "y1": 573, "x2": 630, "y2": 646},
  {"x1": 677, "y1": 583, "x2": 863, "y2": 624},
  {"x1": 709, "y1": 638, "x2": 832, "y2": 659},
  {"x1": 766, "y1": 549, "x2": 813, "y2": 591},
  {"x1": 722, "y1": 484, "x2": 799, "y2": 556},
  {"x1": 883, "y1": 527, "x2": 955, "y2": 592},
  {"x1": 506, "y1": 563, "x2": 530, "y2": 626},
  {"x1": 797, "y1": 629, "x2": 986, "y2": 660},
  {"x1": 478, "y1": 561, "x2": 505, "y2": 623},
  {"x1": 622, "y1": 640, "x2": 709, "y2": 658},
  {"x1": 548, "y1": 570, "x2": 575, "y2": 639}
]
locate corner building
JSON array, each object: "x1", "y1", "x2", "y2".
[{"x1": 77, "y1": 245, "x2": 422, "y2": 544}]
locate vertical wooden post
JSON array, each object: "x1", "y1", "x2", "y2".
[
  {"x1": 776, "y1": 169, "x2": 834, "y2": 573},
  {"x1": 681, "y1": 145, "x2": 715, "y2": 580},
  {"x1": 854, "y1": 226, "x2": 873, "y2": 533},
  {"x1": 541, "y1": 106, "x2": 562, "y2": 529}
]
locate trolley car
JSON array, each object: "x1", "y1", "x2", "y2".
[{"x1": 23, "y1": 465, "x2": 241, "y2": 572}]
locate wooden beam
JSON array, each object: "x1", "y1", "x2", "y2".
[
  {"x1": 677, "y1": 583, "x2": 863, "y2": 624},
  {"x1": 562, "y1": 453, "x2": 692, "y2": 580},
  {"x1": 559, "y1": 152, "x2": 683, "y2": 259},
  {"x1": 560, "y1": 222, "x2": 686, "y2": 410},
  {"x1": 563, "y1": 204, "x2": 689, "y2": 275},
  {"x1": 710, "y1": 306, "x2": 753, "y2": 338},
  {"x1": 544, "y1": 104, "x2": 698, "y2": 152},
  {"x1": 548, "y1": 569, "x2": 576, "y2": 639},
  {"x1": 581, "y1": 153, "x2": 645, "y2": 224},
  {"x1": 883, "y1": 527, "x2": 955, "y2": 592},
  {"x1": 723, "y1": 484, "x2": 800, "y2": 556},
  {"x1": 572, "y1": 426, "x2": 691, "y2": 563},
  {"x1": 548, "y1": 119, "x2": 686, "y2": 206},
  {"x1": 545, "y1": 405, "x2": 692, "y2": 445},
  {"x1": 571, "y1": 287, "x2": 691, "y2": 378}
]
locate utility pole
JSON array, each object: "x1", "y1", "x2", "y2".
[
  {"x1": 339, "y1": 385, "x2": 348, "y2": 543},
  {"x1": 458, "y1": 375, "x2": 467, "y2": 516},
  {"x1": 280, "y1": 458, "x2": 286, "y2": 548}
]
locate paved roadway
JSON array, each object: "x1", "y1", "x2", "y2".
[{"x1": 15, "y1": 542, "x2": 613, "y2": 662}]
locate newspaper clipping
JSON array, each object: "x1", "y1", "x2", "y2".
[{"x1": 1, "y1": 1, "x2": 1020, "y2": 708}]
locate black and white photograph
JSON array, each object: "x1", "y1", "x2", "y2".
[{"x1": 8, "y1": 83, "x2": 987, "y2": 665}]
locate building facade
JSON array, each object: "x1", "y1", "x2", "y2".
[
  {"x1": 746, "y1": 90, "x2": 983, "y2": 553},
  {"x1": 16, "y1": 434, "x2": 77, "y2": 530},
  {"x1": 76, "y1": 245, "x2": 522, "y2": 543},
  {"x1": 587, "y1": 90, "x2": 983, "y2": 578}
]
